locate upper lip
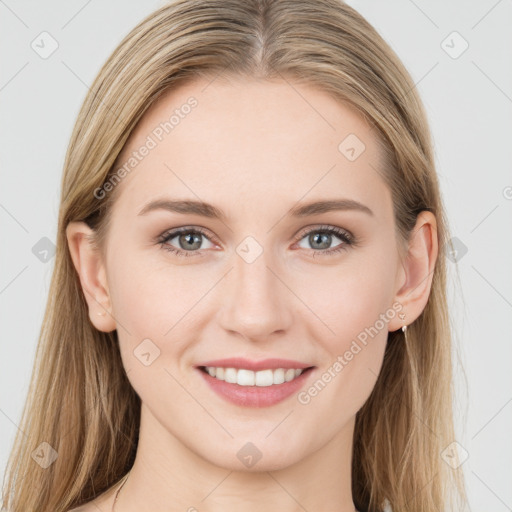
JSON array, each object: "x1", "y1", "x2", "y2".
[{"x1": 196, "y1": 357, "x2": 314, "y2": 371}]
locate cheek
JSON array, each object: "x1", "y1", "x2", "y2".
[
  {"x1": 109, "y1": 260, "x2": 197, "y2": 404},
  {"x1": 290, "y1": 247, "x2": 396, "y2": 408},
  {"x1": 108, "y1": 248, "x2": 194, "y2": 334},
  {"x1": 108, "y1": 250, "x2": 217, "y2": 377},
  {"x1": 294, "y1": 247, "x2": 397, "y2": 349},
  {"x1": 308, "y1": 251, "x2": 396, "y2": 405},
  {"x1": 295, "y1": 268, "x2": 393, "y2": 420}
]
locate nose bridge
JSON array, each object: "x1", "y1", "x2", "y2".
[{"x1": 219, "y1": 236, "x2": 291, "y2": 339}]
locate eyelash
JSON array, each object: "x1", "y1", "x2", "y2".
[{"x1": 157, "y1": 225, "x2": 356, "y2": 259}]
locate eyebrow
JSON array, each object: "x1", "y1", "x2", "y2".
[{"x1": 137, "y1": 198, "x2": 374, "y2": 219}]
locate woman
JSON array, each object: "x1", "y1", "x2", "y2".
[{"x1": 2, "y1": 1, "x2": 468, "y2": 511}]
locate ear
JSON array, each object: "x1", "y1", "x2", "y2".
[
  {"x1": 66, "y1": 221, "x2": 116, "y2": 332},
  {"x1": 388, "y1": 210, "x2": 439, "y2": 332}
]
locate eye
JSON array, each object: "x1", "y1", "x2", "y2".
[
  {"x1": 294, "y1": 225, "x2": 355, "y2": 257},
  {"x1": 157, "y1": 227, "x2": 216, "y2": 258},
  {"x1": 157, "y1": 224, "x2": 356, "y2": 259}
]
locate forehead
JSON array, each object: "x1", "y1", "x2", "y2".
[{"x1": 110, "y1": 75, "x2": 390, "y2": 222}]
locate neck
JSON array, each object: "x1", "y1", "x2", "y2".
[{"x1": 114, "y1": 402, "x2": 358, "y2": 512}]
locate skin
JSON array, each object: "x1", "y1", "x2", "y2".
[{"x1": 67, "y1": 75, "x2": 438, "y2": 512}]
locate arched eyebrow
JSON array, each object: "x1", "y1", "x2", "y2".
[
  {"x1": 289, "y1": 199, "x2": 374, "y2": 217},
  {"x1": 137, "y1": 198, "x2": 374, "y2": 220},
  {"x1": 138, "y1": 199, "x2": 226, "y2": 220}
]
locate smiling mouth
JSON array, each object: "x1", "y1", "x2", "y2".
[{"x1": 198, "y1": 365, "x2": 315, "y2": 387}]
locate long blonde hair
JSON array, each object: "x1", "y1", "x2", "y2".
[{"x1": 2, "y1": 1, "x2": 468, "y2": 510}]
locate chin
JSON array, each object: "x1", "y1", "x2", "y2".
[{"x1": 198, "y1": 436, "x2": 307, "y2": 473}]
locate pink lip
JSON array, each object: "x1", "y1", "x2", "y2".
[
  {"x1": 195, "y1": 360, "x2": 316, "y2": 408},
  {"x1": 196, "y1": 357, "x2": 313, "y2": 371}
]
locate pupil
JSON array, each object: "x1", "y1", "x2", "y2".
[
  {"x1": 181, "y1": 233, "x2": 201, "y2": 250},
  {"x1": 311, "y1": 232, "x2": 330, "y2": 249}
]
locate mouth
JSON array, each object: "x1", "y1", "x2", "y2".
[
  {"x1": 198, "y1": 365, "x2": 315, "y2": 386},
  {"x1": 195, "y1": 359, "x2": 316, "y2": 408}
]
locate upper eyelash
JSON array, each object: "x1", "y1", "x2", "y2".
[
  {"x1": 157, "y1": 225, "x2": 356, "y2": 258},
  {"x1": 294, "y1": 225, "x2": 355, "y2": 258},
  {"x1": 157, "y1": 226, "x2": 213, "y2": 258},
  {"x1": 158, "y1": 226, "x2": 211, "y2": 243}
]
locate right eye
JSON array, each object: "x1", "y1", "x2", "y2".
[{"x1": 157, "y1": 226, "x2": 217, "y2": 257}]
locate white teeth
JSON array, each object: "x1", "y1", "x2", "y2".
[
  {"x1": 273, "y1": 368, "x2": 285, "y2": 384},
  {"x1": 255, "y1": 369, "x2": 273, "y2": 387},
  {"x1": 285, "y1": 368, "x2": 296, "y2": 382},
  {"x1": 203, "y1": 366, "x2": 306, "y2": 386},
  {"x1": 237, "y1": 369, "x2": 255, "y2": 386},
  {"x1": 224, "y1": 367, "x2": 237, "y2": 384}
]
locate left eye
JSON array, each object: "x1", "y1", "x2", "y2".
[
  {"x1": 157, "y1": 225, "x2": 355, "y2": 258},
  {"x1": 295, "y1": 225, "x2": 354, "y2": 255},
  {"x1": 158, "y1": 227, "x2": 215, "y2": 257}
]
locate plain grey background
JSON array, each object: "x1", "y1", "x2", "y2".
[{"x1": 1, "y1": 1, "x2": 511, "y2": 510}]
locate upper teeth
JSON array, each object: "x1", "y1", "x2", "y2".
[{"x1": 205, "y1": 367, "x2": 304, "y2": 386}]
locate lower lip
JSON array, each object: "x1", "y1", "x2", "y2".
[{"x1": 197, "y1": 367, "x2": 315, "y2": 408}]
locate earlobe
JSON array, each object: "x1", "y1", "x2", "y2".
[
  {"x1": 389, "y1": 211, "x2": 438, "y2": 332},
  {"x1": 66, "y1": 221, "x2": 116, "y2": 332}
]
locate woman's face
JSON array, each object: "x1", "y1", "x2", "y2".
[{"x1": 89, "y1": 76, "x2": 411, "y2": 470}]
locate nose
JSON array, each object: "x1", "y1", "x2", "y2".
[{"x1": 217, "y1": 243, "x2": 293, "y2": 343}]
